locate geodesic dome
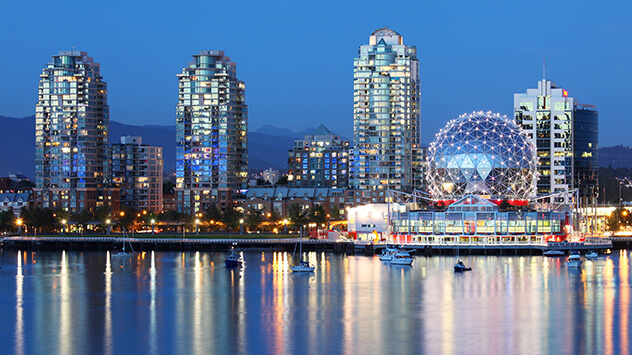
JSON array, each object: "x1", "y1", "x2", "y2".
[{"x1": 427, "y1": 111, "x2": 537, "y2": 199}]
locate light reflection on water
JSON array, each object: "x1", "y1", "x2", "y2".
[{"x1": 0, "y1": 250, "x2": 631, "y2": 354}]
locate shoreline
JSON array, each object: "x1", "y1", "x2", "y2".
[{"x1": 2, "y1": 235, "x2": 620, "y2": 255}]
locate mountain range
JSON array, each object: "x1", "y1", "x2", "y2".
[
  {"x1": 0, "y1": 115, "x2": 318, "y2": 178},
  {"x1": 2, "y1": 114, "x2": 630, "y2": 179}
]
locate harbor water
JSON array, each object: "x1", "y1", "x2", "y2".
[{"x1": 0, "y1": 250, "x2": 630, "y2": 354}]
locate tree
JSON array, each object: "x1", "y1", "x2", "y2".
[
  {"x1": 276, "y1": 175, "x2": 289, "y2": 186},
  {"x1": 21, "y1": 207, "x2": 57, "y2": 234},
  {"x1": 287, "y1": 203, "x2": 308, "y2": 230},
  {"x1": 222, "y1": 207, "x2": 242, "y2": 232},
  {"x1": 268, "y1": 209, "x2": 282, "y2": 224},
  {"x1": 606, "y1": 207, "x2": 632, "y2": 232},
  {"x1": 330, "y1": 206, "x2": 341, "y2": 220},
  {"x1": 0, "y1": 210, "x2": 16, "y2": 233},
  {"x1": 308, "y1": 204, "x2": 327, "y2": 225},
  {"x1": 205, "y1": 205, "x2": 223, "y2": 223},
  {"x1": 74, "y1": 209, "x2": 92, "y2": 234},
  {"x1": 244, "y1": 206, "x2": 264, "y2": 232}
]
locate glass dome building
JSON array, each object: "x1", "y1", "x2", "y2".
[{"x1": 427, "y1": 112, "x2": 538, "y2": 200}]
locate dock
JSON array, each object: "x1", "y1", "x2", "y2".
[{"x1": 1, "y1": 236, "x2": 614, "y2": 255}]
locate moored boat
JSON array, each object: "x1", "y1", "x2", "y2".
[
  {"x1": 454, "y1": 260, "x2": 472, "y2": 272},
  {"x1": 585, "y1": 250, "x2": 598, "y2": 260},
  {"x1": 390, "y1": 250, "x2": 414, "y2": 265},
  {"x1": 565, "y1": 251, "x2": 582, "y2": 268},
  {"x1": 543, "y1": 250, "x2": 565, "y2": 257},
  {"x1": 290, "y1": 227, "x2": 315, "y2": 273},
  {"x1": 225, "y1": 248, "x2": 243, "y2": 268}
]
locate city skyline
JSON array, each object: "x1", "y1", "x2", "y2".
[{"x1": 1, "y1": 0, "x2": 630, "y2": 147}]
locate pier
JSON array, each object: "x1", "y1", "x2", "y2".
[{"x1": 2, "y1": 236, "x2": 613, "y2": 255}]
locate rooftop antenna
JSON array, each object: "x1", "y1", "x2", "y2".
[{"x1": 542, "y1": 57, "x2": 546, "y2": 80}]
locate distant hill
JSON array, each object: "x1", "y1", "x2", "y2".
[
  {"x1": 5, "y1": 114, "x2": 626, "y2": 178},
  {"x1": 254, "y1": 124, "x2": 315, "y2": 139},
  {"x1": 0, "y1": 115, "x2": 298, "y2": 178},
  {"x1": 599, "y1": 145, "x2": 632, "y2": 168}
]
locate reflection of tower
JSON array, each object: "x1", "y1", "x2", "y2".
[{"x1": 352, "y1": 28, "x2": 421, "y2": 193}]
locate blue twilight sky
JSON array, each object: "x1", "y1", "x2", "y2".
[{"x1": 0, "y1": 0, "x2": 630, "y2": 146}]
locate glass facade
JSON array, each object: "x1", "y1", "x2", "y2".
[
  {"x1": 175, "y1": 50, "x2": 248, "y2": 213},
  {"x1": 391, "y1": 195, "x2": 566, "y2": 240},
  {"x1": 351, "y1": 28, "x2": 421, "y2": 192},
  {"x1": 573, "y1": 105, "x2": 599, "y2": 194},
  {"x1": 427, "y1": 112, "x2": 537, "y2": 199},
  {"x1": 34, "y1": 51, "x2": 113, "y2": 212}
]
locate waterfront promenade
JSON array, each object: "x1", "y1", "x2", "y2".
[{"x1": 1, "y1": 235, "x2": 614, "y2": 255}]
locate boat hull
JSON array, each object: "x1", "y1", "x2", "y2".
[
  {"x1": 391, "y1": 258, "x2": 414, "y2": 265},
  {"x1": 291, "y1": 265, "x2": 315, "y2": 272},
  {"x1": 565, "y1": 260, "x2": 582, "y2": 268},
  {"x1": 225, "y1": 259, "x2": 242, "y2": 268}
]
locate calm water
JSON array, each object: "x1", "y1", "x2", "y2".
[{"x1": 0, "y1": 249, "x2": 630, "y2": 355}]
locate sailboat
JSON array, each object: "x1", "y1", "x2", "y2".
[
  {"x1": 112, "y1": 227, "x2": 135, "y2": 259},
  {"x1": 454, "y1": 248, "x2": 471, "y2": 272},
  {"x1": 290, "y1": 226, "x2": 315, "y2": 272}
]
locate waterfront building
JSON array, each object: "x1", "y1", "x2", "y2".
[
  {"x1": 351, "y1": 28, "x2": 421, "y2": 193},
  {"x1": 112, "y1": 136, "x2": 163, "y2": 212},
  {"x1": 175, "y1": 50, "x2": 248, "y2": 214},
  {"x1": 287, "y1": 124, "x2": 349, "y2": 188},
  {"x1": 383, "y1": 112, "x2": 582, "y2": 244},
  {"x1": 245, "y1": 187, "x2": 347, "y2": 219},
  {"x1": 514, "y1": 79, "x2": 599, "y2": 203},
  {"x1": 34, "y1": 51, "x2": 119, "y2": 213},
  {"x1": 427, "y1": 112, "x2": 537, "y2": 200}
]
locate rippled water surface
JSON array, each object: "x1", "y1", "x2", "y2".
[{"x1": 0, "y1": 249, "x2": 630, "y2": 354}]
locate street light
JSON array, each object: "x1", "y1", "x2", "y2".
[
  {"x1": 17, "y1": 218, "x2": 23, "y2": 235},
  {"x1": 283, "y1": 219, "x2": 288, "y2": 234},
  {"x1": 61, "y1": 219, "x2": 67, "y2": 234},
  {"x1": 240, "y1": 219, "x2": 244, "y2": 234},
  {"x1": 151, "y1": 219, "x2": 155, "y2": 234},
  {"x1": 106, "y1": 219, "x2": 111, "y2": 235},
  {"x1": 195, "y1": 219, "x2": 200, "y2": 234}
]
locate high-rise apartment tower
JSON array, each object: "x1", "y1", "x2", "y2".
[
  {"x1": 351, "y1": 28, "x2": 421, "y2": 192},
  {"x1": 34, "y1": 51, "x2": 118, "y2": 213},
  {"x1": 175, "y1": 51, "x2": 248, "y2": 213}
]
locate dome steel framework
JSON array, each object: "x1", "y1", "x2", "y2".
[{"x1": 427, "y1": 111, "x2": 538, "y2": 199}]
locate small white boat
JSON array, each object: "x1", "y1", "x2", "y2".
[
  {"x1": 111, "y1": 251, "x2": 134, "y2": 259},
  {"x1": 565, "y1": 251, "x2": 582, "y2": 268},
  {"x1": 112, "y1": 230, "x2": 134, "y2": 259},
  {"x1": 390, "y1": 250, "x2": 414, "y2": 265},
  {"x1": 290, "y1": 227, "x2": 315, "y2": 273},
  {"x1": 585, "y1": 250, "x2": 598, "y2": 260},
  {"x1": 379, "y1": 247, "x2": 399, "y2": 261},
  {"x1": 543, "y1": 250, "x2": 565, "y2": 257}
]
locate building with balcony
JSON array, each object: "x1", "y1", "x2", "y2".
[
  {"x1": 34, "y1": 51, "x2": 119, "y2": 213},
  {"x1": 287, "y1": 124, "x2": 349, "y2": 188},
  {"x1": 175, "y1": 50, "x2": 248, "y2": 214},
  {"x1": 351, "y1": 28, "x2": 421, "y2": 192},
  {"x1": 112, "y1": 136, "x2": 163, "y2": 211}
]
